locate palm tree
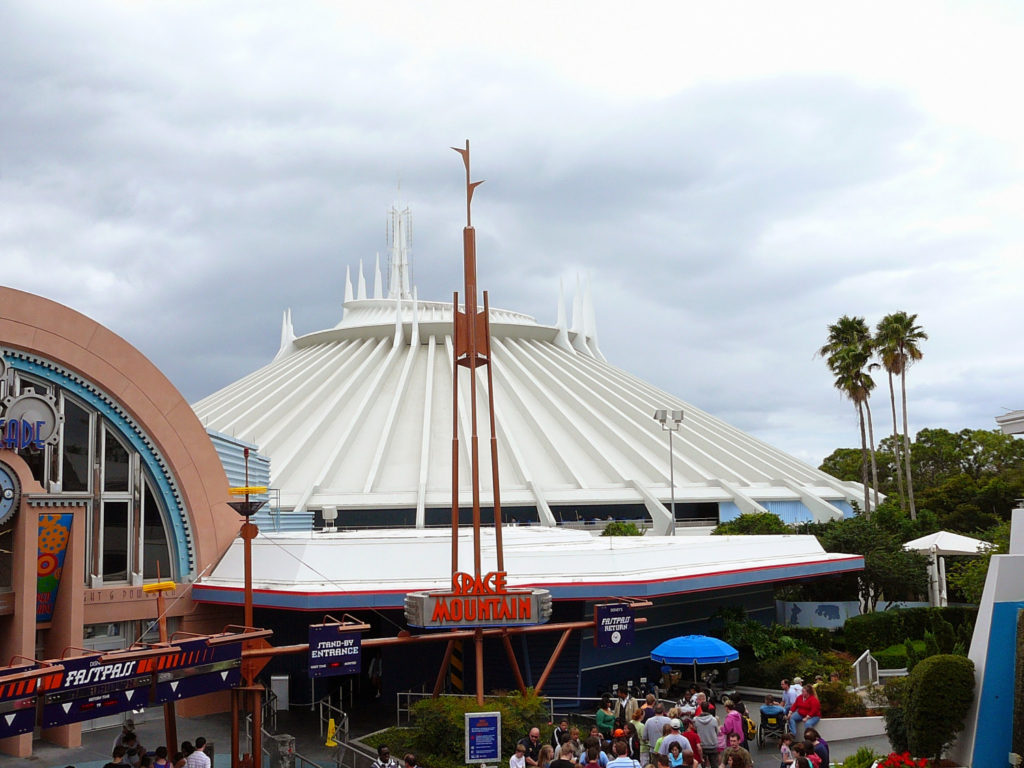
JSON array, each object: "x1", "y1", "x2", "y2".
[
  {"x1": 819, "y1": 316, "x2": 879, "y2": 516},
  {"x1": 875, "y1": 322, "x2": 906, "y2": 512},
  {"x1": 876, "y1": 312, "x2": 927, "y2": 520}
]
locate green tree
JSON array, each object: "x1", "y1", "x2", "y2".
[
  {"x1": 819, "y1": 316, "x2": 879, "y2": 516},
  {"x1": 819, "y1": 447, "x2": 864, "y2": 482},
  {"x1": 712, "y1": 512, "x2": 790, "y2": 535},
  {"x1": 815, "y1": 515, "x2": 929, "y2": 612},
  {"x1": 946, "y1": 520, "x2": 1010, "y2": 603},
  {"x1": 875, "y1": 312, "x2": 927, "y2": 520}
]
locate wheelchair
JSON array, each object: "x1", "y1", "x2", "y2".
[{"x1": 756, "y1": 709, "x2": 787, "y2": 749}]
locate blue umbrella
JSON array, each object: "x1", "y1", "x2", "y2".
[
  {"x1": 650, "y1": 635, "x2": 739, "y2": 689},
  {"x1": 650, "y1": 635, "x2": 739, "y2": 665}
]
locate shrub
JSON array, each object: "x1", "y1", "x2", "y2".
[
  {"x1": 905, "y1": 654, "x2": 975, "y2": 761},
  {"x1": 922, "y1": 630, "x2": 940, "y2": 659},
  {"x1": 839, "y1": 746, "x2": 879, "y2": 768},
  {"x1": 932, "y1": 616, "x2": 956, "y2": 654},
  {"x1": 783, "y1": 626, "x2": 833, "y2": 652},
  {"x1": 882, "y1": 676, "x2": 911, "y2": 753},
  {"x1": 711, "y1": 512, "x2": 790, "y2": 535},
  {"x1": 903, "y1": 639, "x2": 922, "y2": 672},
  {"x1": 410, "y1": 689, "x2": 548, "y2": 768},
  {"x1": 843, "y1": 607, "x2": 978, "y2": 656},
  {"x1": 815, "y1": 680, "x2": 866, "y2": 717},
  {"x1": 755, "y1": 649, "x2": 809, "y2": 688},
  {"x1": 872, "y1": 645, "x2": 908, "y2": 670},
  {"x1": 601, "y1": 521, "x2": 644, "y2": 536}
]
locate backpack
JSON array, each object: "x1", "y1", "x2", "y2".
[{"x1": 742, "y1": 714, "x2": 756, "y2": 740}]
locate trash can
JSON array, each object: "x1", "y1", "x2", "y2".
[
  {"x1": 270, "y1": 674, "x2": 289, "y2": 711},
  {"x1": 268, "y1": 733, "x2": 295, "y2": 768}
]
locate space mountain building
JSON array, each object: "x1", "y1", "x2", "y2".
[{"x1": 190, "y1": 205, "x2": 864, "y2": 701}]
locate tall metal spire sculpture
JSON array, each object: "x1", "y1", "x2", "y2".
[{"x1": 450, "y1": 140, "x2": 506, "y2": 702}]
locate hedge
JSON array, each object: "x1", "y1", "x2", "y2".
[
  {"x1": 782, "y1": 626, "x2": 833, "y2": 652},
  {"x1": 905, "y1": 654, "x2": 975, "y2": 760},
  {"x1": 843, "y1": 607, "x2": 977, "y2": 656}
]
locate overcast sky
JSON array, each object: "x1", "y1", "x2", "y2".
[{"x1": 2, "y1": 1, "x2": 1022, "y2": 466}]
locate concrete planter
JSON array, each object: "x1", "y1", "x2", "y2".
[{"x1": 816, "y1": 715, "x2": 885, "y2": 740}]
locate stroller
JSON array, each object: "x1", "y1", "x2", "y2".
[{"x1": 757, "y1": 708, "x2": 787, "y2": 749}]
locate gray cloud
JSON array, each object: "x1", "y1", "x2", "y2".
[{"x1": 1, "y1": 1, "x2": 1021, "y2": 468}]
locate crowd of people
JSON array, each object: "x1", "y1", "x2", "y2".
[
  {"x1": 488, "y1": 678, "x2": 831, "y2": 768},
  {"x1": 93, "y1": 719, "x2": 213, "y2": 768}
]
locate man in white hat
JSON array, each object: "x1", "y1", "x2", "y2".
[{"x1": 657, "y1": 719, "x2": 692, "y2": 759}]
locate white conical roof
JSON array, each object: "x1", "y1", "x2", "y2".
[{"x1": 193, "y1": 285, "x2": 861, "y2": 530}]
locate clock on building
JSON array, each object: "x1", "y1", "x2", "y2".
[{"x1": 0, "y1": 461, "x2": 21, "y2": 525}]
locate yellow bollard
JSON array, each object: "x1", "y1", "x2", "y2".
[{"x1": 325, "y1": 718, "x2": 338, "y2": 747}]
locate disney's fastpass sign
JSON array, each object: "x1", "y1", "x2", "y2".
[{"x1": 404, "y1": 571, "x2": 552, "y2": 629}]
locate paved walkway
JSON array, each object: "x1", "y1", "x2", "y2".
[{"x1": 3, "y1": 701, "x2": 894, "y2": 768}]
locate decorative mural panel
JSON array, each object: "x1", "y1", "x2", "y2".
[{"x1": 37, "y1": 513, "x2": 72, "y2": 622}]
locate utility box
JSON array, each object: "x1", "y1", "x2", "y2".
[
  {"x1": 268, "y1": 733, "x2": 295, "y2": 768},
  {"x1": 270, "y1": 674, "x2": 290, "y2": 710}
]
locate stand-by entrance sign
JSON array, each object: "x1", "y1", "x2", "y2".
[
  {"x1": 309, "y1": 626, "x2": 361, "y2": 678},
  {"x1": 307, "y1": 616, "x2": 371, "y2": 679},
  {"x1": 594, "y1": 603, "x2": 635, "y2": 648},
  {"x1": 465, "y1": 710, "x2": 501, "y2": 764}
]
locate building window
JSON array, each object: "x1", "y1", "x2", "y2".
[
  {"x1": 9, "y1": 372, "x2": 181, "y2": 584},
  {"x1": 61, "y1": 397, "x2": 92, "y2": 492},
  {"x1": 142, "y1": 479, "x2": 172, "y2": 580},
  {"x1": 101, "y1": 500, "x2": 130, "y2": 582}
]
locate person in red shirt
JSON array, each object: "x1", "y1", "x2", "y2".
[
  {"x1": 787, "y1": 685, "x2": 821, "y2": 736},
  {"x1": 679, "y1": 718, "x2": 702, "y2": 766}
]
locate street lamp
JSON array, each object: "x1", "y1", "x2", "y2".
[{"x1": 653, "y1": 409, "x2": 683, "y2": 536}]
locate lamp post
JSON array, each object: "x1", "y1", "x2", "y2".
[{"x1": 653, "y1": 409, "x2": 683, "y2": 536}]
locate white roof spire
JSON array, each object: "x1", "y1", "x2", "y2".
[
  {"x1": 273, "y1": 308, "x2": 296, "y2": 361},
  {"x1": 373, "y1": 252, "x2": 383, "y2": 299},
  {"x1": 570, "y1": 273, "x2": 592, "y2": 356},
  {"x1": 344, "y1": 266, "x2": 353, "y2": 305},
  {"x1": 357, "y1": 259, "x2": 367, "y2": 300},
  {"x1": 583, "y1": 273, "x2": 605, "y2": 361},
  {"x1": 387, "y1": 204, "x2": 414, "y2": 300},
  {"x1": 553, "y1": 279, "x2": 572, "y2": 351}
]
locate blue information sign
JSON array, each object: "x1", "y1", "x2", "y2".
[
  {"x1": 465, "y1": 711, "x2": 501, "y2": 764},
  {"x1": 40, "y1": 653, "x2": 153, "y2": 728},
  {"x1": 308, "y1": 625, "x2": 361, "y2": 678},
  {"x1": 152, "y1": 638, "x2": 242, "y2": 704},
  {"x1": 594, "y1": 603, "x2": 635, "y2": 649},
  {"x1": 0, "y1": 665, "x2": 43, "y2": 739}
]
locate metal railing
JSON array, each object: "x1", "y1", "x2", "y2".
[
  {"x1": 318, "y1": 693, "x2": 350, "y2": 746},
  {"x1": 396, "y1": 691, "x2": 679, "y2": 728}
]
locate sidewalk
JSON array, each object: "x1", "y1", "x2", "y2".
[{"x1": 2, "y1": 699, "x2": 893, "y2": 768}]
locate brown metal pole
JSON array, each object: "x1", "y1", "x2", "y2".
[
  {"x1": 482, "y1": 290, "x2": 504, "y2": 571},
  {"x1": 501, "y1": 631, "x2": 527, "y2": 695},
  {"x1": 231, "y1": 689, "x2": 240, "y2": 768},
  {"x1": 465, "y1": 226, "x2": 482, "y2": 580},
  {"x1": 474, "y1": 628, "x2": 485, "y2": 705},
  {"x1": 452, "y1": 291, "x2": 461, "y2": 576},
  {"x1": 534, "y1": 629, "x2": 573, "y2": 695},
  {"x1": 433, "y1": 639, "x2": 456, "y2": 697},
  {"x1": 155, "y1": 585, "x2": 178, "y2": 757},
  {"x1": 251, "y1": 687, "x2": 262, "y2": 768}
]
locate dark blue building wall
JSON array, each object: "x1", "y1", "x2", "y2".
[
  {"x1": 576, "y1": 585, "x2": 774, "y2": 700},
  {"x1": 252, "y1": 585, "x2": 774, "y2": 708}
]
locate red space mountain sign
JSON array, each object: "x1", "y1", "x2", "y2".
[{"x1": 404, "y1": 571, "x2": 552, "y2": 628}]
